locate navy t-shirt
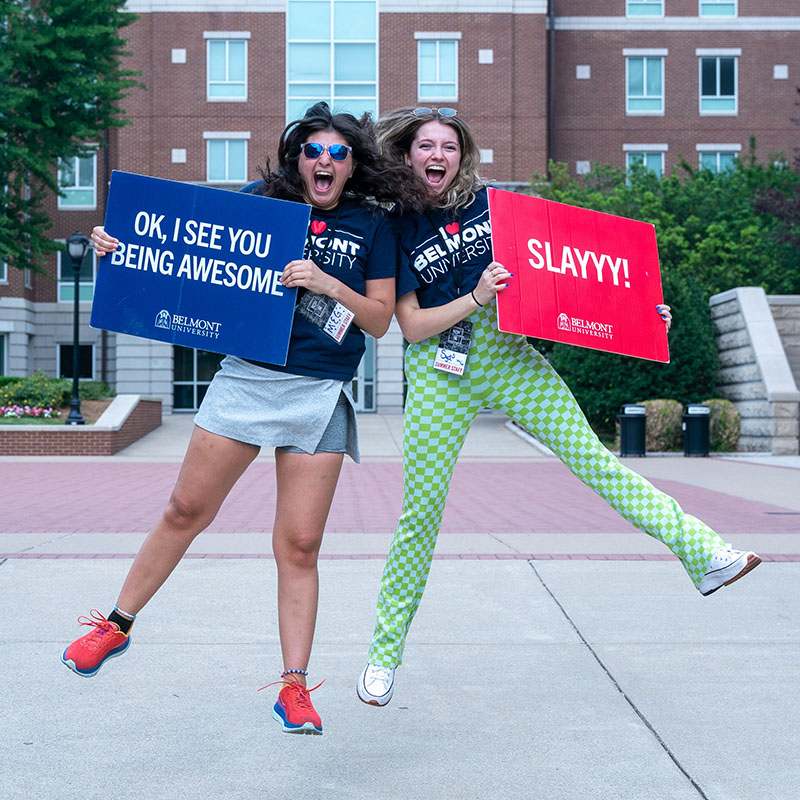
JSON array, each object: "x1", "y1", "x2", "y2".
[
  {"x1": 241, "y1": 184, "x2": 397, "y2": 381},
  {"x1": 395, "y1": 187, "x2": 492, "y2": 309}
]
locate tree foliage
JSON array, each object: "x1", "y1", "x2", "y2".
[
  {"x1": 0, "y1": 0, "x2": 139, "y2": 272},
  {"x1": 529, "y1": 144, "x2": 800, "y2": 434}
]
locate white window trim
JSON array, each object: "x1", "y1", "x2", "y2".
[
  {"x1": 699, "y1": 55, "x2": 738, "y2": 116},
  {"x1": 204, "y1": 31, "x2": 251, "y2": 39},
  {"x1": 56, "y1": 343, "x2": 96, "y2": 382},
  {"x1": 699, "y1": 0, "x2": 737, "y2": 17},
  {"x1": 206, "y1": 38, "x2": 248, "y2": 103},
  {"x1": 623, "y1": 143, "x2": 669, "y2": 151},
  {"x1": 56, "y1": 245, "x2": 96, "y2": 304},
  {"x1": 695, "y1": 47, "x2": 741, "y2": 56},
  {"x1": 57, "y1": 151, "x2": 97, "y2": 211},
  {"x1": 204, "y1": 135, "x2": 249, "y2": 184},
  {"x1": 625, "y1": 55, "x2": 664, "y2": 116},
  {"x1": 626, "y1": 0, "x2": 664, "y2": 17},
  {"x1": 417, "y1": 39, "x2": 459, "y2": 103},
  {"x1": 623, "y1": 48, "x2": 668, "y2": 56},
  {"x1": 414, "y1": 31, "x2": 462, "y2": 40},
  {"x1": 696, "y1": 143, "x2": 742, "y2": 151}
]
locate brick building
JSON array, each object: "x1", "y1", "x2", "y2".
[{"x1": 2, "y1": 0, "x2": 798, "y2": 413}]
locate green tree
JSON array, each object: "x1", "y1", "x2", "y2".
[
  {"x1": 0, "y1": 0, "x2": 139, "y2": 272},
  {"x1": 529, "y1": 148, "x2": 800, "y2": 434}
]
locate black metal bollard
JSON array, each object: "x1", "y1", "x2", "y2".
[
  {"x1": 683, "y1": 404, "x2": 710, "y2": 457},
  {"x1": 618, "y1": 404, "x2": 646, "y2": 457}
]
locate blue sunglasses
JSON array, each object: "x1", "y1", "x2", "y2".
[{"x1": 300, "y1": 142, "x2": 353, "y2": 161}]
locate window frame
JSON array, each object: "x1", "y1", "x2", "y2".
[
  {"x1": 625, "y1": 53, "x2": 665, "y2": 116},
  {"x1": 57, "y1": 151, "x2": 97, "y2": 211},
  {"x1": 57, "y1": 343, "x2": 96, "y2": 381},
  {"x1": 0, "y1": 333, "x2": 6, "y2": 376},
  {"x1": 699, "y1": 0, "x2": 737, "y2": 17},
  {"x1": 57, "y1": 245, "x2": 96, "y2": 303},
  {"x1": 696, "y1": 143, "x2": 741, "y2": 173},
  {"x1": 626, "y1": 0, "x2": 664, "y2": 17},
  {"x1": 286, "y1": 0, "x2": 379, "y2": 123},
  {"x1": 698, "y1": 53, "x2": 738, "y2": 116},
  {"x1": 205, "y1": 34, "x2": 249, "y2": 103},
  {"x1": 0, "y1": 258, "x2": 7, "y2": 285},
  {"x1": 623, "y1": 144, "x2": 668, "y2": 178},
  {"x1": 416, "y1": 36, "x2": 459, "y2": 102},
  {"x1": 203, "y1": 132, "x2": 250, "y2": 184}
]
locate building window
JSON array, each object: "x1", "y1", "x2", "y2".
[
  {"x1": 58, "y1": 153, "x2": 97, "y2": 210},
  {"x1": 58, "y1": 247, "x2": 95, "y2": 302},
  {"x1": 24, "y1": 268, "x2": 32, "y2": 290},
  {"x1": 700, "y1": 0, "x2": 736, "y2": 16},
  {"x1": 351, "y1": 335, "x2": 376, "y2": 411},
  {"x1": 625, "y1": 151, "x2": 665, "y2": 178},
  {"x1": 0, "y1": 334, "x2": 6, "y2": 375},
  {"x1": 700, "y1": 56, "x2": 737, "y2": 114},
  {"x1": 204, "y1": 133, "x2": 249, "y2": 183},
  {"x1": 58, "y1": 344, "x2": 95, "y2": 380},
  {"x1": 626, "y1": 56, "x2": 664, "y2": 115},
  {"x1": 206, "y1": 36, "x2": 248, "y2": 101},
  {"x1": 417, "y1": 38, "x2": 458, "y2": 101},
  {"x1": 697, "y1": 144, "x2": 741, "y2": 173},
  {"x1": 287, "y1": 0, "x2": 378, "y2": 121},
  {"x1": 0, "y1": 258, "x2": 6, "y2": 284},
  {"x1": 627, "y1": 1, "x2": 663, "y2": 16},
  {"x1": 173, "y1": 346, "x2": 223, "y2": 411}
]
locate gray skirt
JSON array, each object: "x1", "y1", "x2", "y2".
[{"x1": 194, "y1": 356, "x2": 360, "y2": 462}]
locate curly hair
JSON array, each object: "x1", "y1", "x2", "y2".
[
  {"x1": 255, "y1": 102, "x2": 426, "y2": 213},
  {"x1": 374, "y1": 108, "x2": 483, "y2": 213}
]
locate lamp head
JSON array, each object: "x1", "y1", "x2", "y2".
[{"x1": 66, "y1": 231, "x2": 90, "y2": 263}]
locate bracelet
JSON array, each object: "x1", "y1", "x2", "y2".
[
  {"x1": 113, "y1": 606, "x2": 137, "y2": 621},
  {"x1": 281, "y1": 668, "x2": 308, "y2": 677},
  {"x1": 470, "y1": 289, "x2": 484, "y2": 307}
]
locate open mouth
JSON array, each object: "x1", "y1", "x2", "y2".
[
  {"x1": 425, "y1": 165, "x2": 446, "y2": 186},
  {"x1": 314, "y1": 171, "x2": 334, "y2": 192}
]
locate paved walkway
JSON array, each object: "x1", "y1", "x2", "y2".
[{"x1": 1, "y1": 412, "x2": 798, "y2": 799}]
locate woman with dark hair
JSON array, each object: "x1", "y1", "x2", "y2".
[
  {"x1": 61, "y1": 102, "x2": 422, "y2": 735},
  {"x1": 356, "y1": 107, "x2": 761, "y2": 707}
]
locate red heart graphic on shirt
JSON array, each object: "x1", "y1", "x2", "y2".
[
  {"x1": 311, "y1": 220, "x2": 327, "y2": 235},
  {"x1": 445, "y1": 222, "x2": 460, "y2": 235}
]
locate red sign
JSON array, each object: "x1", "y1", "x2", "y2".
[{"x1": 489, "y1": 188, "x2": 669, "y2": 363}]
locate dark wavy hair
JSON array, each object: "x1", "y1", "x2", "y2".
[{"x1": 255, "y1": 102, "x2": 426, "y2": 212}]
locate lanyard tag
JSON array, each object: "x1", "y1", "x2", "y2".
[
  {"x1": 434, "y1": 320, "x2": 472, "y2": 375},
  {"x1": 297, "y1": 292, "x2": 355, "y2": 344}
]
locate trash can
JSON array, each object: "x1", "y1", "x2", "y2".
[
  {"x1": 618, "y1": 404, "x2": 646, "y2": 457},
  {"x1": 683, "y1": 404, "x2": 710, "y2": 457}
]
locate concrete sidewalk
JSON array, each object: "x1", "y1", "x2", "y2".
[{"x1": 1, "y1": 412, "x2": 798, "y2": 799}]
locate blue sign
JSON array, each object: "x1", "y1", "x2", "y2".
[{"x1": 90, "y1": 171, "x2": 311, "y2": 365}]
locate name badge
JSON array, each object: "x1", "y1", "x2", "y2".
[
  {"x1": 297, "y1": 291, "x2": 355, "y2": 344},
  {"x1": 434, "y1": 320, "x2": 472, "y2": 376}
]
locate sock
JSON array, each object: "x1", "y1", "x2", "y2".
[{"x1": 108, "y1": 609, "x2": 133, "y2": 635}]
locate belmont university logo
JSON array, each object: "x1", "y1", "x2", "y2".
[
  {"x1": 154, "y1": 309, "x2": 223, "y2": 340},
  {"x1": 557, "y1": 312, "x2": 614, "y2": 341}
]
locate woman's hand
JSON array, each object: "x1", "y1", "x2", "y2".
[
  {"x1": 280, "y1": 259, "x2": 336, "y2": 295},
  {"x1": 657, "y1": 303, "x2": 672, "y2": 333},
  {"x1": 473, "y1": 261, "x2": 513, "y2": 306},
  {"x1": 91, "y1": 226, "x2": 119, "y2": 258}
]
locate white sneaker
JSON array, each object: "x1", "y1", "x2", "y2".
[
  {"x1": 698, "y1": 545, "x2": 761, "y2": 596},
  {"x1": 357, "y1": 664, "x2": 395, "y2": 706}
]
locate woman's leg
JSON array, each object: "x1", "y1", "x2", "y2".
[
  {"x1": 116, "y1": 425, "x2": 260, "y2": 613},
  {"x1": 488, "y1": 342, "x2": 727, "y2": 588},
  {"x1": 367, "y1": 344, "x2": 483, "y2": 669},
  {"x1": 271, "y1": 449, "x2": 344, "y2": 685}
]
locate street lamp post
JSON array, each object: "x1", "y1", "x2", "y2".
[{"x1": 65, "y1": 231, "x2": 91, "y2": 426}]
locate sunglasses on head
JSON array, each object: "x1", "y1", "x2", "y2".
[
  {"x1": 300, "y1": 142, "x2": 353, "y2": 161},
  {"x1": 412, "y1": 107, "x2": 457, "y2": 118}
]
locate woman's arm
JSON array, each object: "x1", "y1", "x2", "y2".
[
  {"x1": 395, "y1": 262, "x2": 512, "y2": 344},
  {"x1": 280, "y1": 259, "x2": 395, "y2": 338}
]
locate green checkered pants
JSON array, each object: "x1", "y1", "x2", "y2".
[{"x1": 368, "y1": 303, "x2": 726, "y2": 668}]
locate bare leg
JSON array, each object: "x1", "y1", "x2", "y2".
[
  {"x1": 115, "y1": 425, "x2": 259, "y2": 614},
  {"x1": 272, "y1": 449, "x2": 344, "y2": 686}
]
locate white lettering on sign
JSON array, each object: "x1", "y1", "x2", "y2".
[{"x1": 527, "y1": 239, "x2": 631, "y2": 288}]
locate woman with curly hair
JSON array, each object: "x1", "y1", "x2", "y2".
[{"x1": 61, "y1": 102, "x2": 423, "y2": 735}]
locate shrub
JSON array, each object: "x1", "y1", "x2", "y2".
[
  {"x1": 643, "y1": 399, "x2": 683, "y2": 452},
  {"x1": 5, "y1": 371, "x2": 71, "y2": 408},
  {"x1": 703, "y1": 398, "x2": 741, "y2": 451},
  {"x1": 79, "y1": 381, "x2": 114, "y2": 401}
]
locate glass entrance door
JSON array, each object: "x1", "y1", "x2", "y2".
[
  {"x1": 351, "y1": 334, "x2": 376, "y2": 411},
  {"x1": 173, "y1": 346, "x2": 223, "y2": 411}
]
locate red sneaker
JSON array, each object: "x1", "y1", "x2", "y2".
[
  {"x1": 61, "y1": 610, "x2": 131, "y2": 677},
  {"x1": 261, "y1": 680, "x2": 324, "y2": 735}
]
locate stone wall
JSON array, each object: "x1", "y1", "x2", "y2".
[{"x1": 710, "y1": 288, "x2": 800, "y2": 454}]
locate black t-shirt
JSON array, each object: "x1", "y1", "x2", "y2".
[
  {"x1": 240, "y1": 184, "x2": 397, "y2": 381},
  {"x1": 395, "y1": 187, "x2": 492, "y2": 308}
]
